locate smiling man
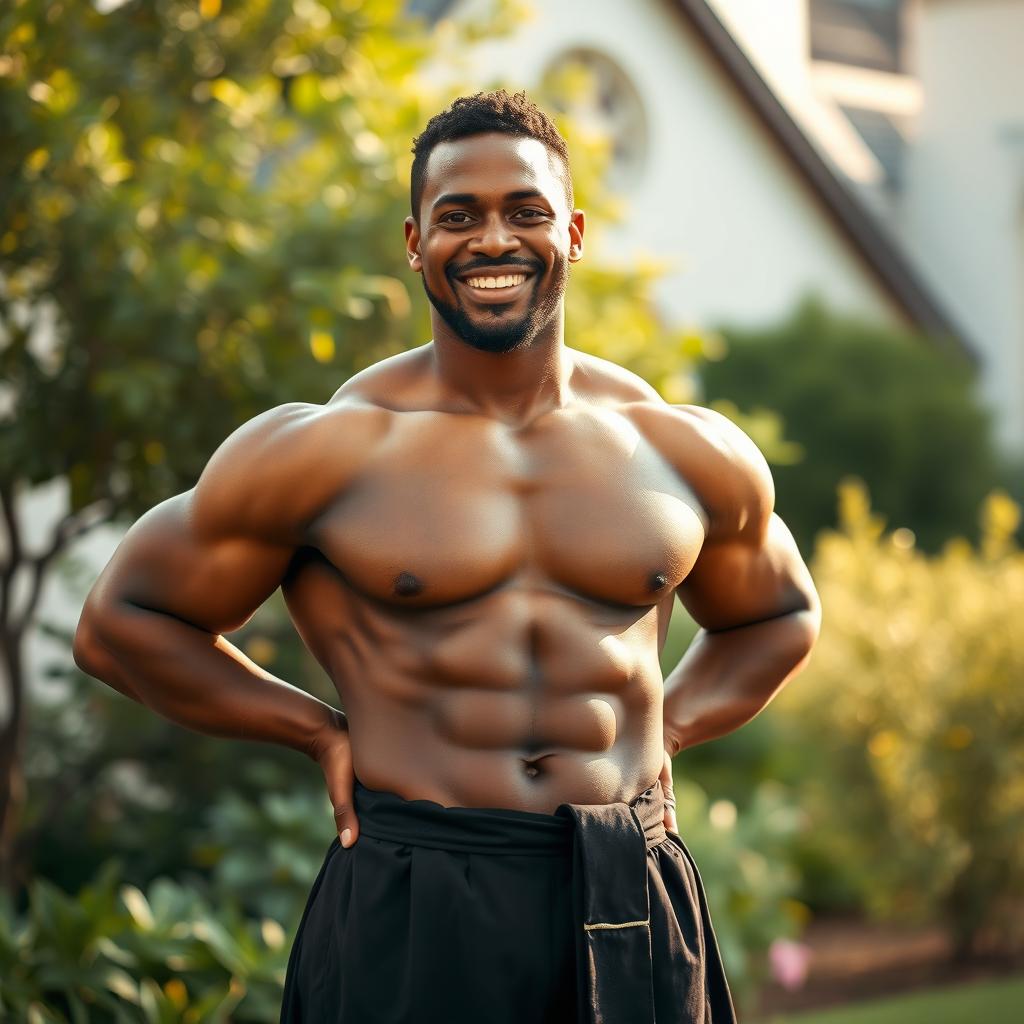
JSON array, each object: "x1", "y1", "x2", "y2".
[{"x1": 74, "y1": 90, "x2": 820, "y2": 1024}]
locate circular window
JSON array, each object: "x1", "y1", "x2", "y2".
[{"x1": 542, "y1": 48, "x2": 648, "y2": 191}]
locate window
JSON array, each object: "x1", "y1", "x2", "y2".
[
  {"x1": 810, "y1": 0, "x2": 906, "y2": 73},
  {"x1": 542, "y1": 49, "x2": 648, "y2": 191}
]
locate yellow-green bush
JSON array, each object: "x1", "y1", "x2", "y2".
[{"x1": 775, "y1": 479, "x2": 1024, "y2": 954}]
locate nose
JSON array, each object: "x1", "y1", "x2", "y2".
[{"x1": 467, "y1": 213, "x2": 521, "y2": 257}]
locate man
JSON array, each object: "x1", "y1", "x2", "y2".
[{"x1": 75, "y1": 90, "x2": 820, "y2": 1023}]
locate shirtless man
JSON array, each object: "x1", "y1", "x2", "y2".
[{"x1": 74, "y1": 90, "x2": 820, "y2": 1023}]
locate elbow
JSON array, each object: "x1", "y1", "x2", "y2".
[
  {"x1": 73, "y1": 596, "x2": 122, "y2": 679},
  {"x1": 797, "y1": 589, "x2": 822, "y2": 650},
  {"x1": 786, "y1": 599, "x2": 821, "y2": 683},
  {"x1": 787, "y1": 570, "x2": 822, "y2": 654},
  {"x1": 72, "y1": 611, "x2": 106, "y2": 677}
]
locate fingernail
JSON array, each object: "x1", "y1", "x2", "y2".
[{"x1": 341, "y1": 828, "x2": 352, "y2": 848}]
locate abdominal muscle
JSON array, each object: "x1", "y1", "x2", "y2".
[
  {"x1": 285, "y1": 569, "x2": 670, "y2": 814},
  {"x1": 346, "y1": 685, "x2": 667, "y2": 814}
]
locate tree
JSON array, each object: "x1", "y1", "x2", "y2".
[
  {"x1": 0, "y1": 0, "x2": 713, "y2": 886},
  {"x1": 698, "y1": 297, "x2": 1002, "y2": 556}
]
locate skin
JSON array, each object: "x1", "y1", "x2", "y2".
[{"x1": 74, "y1": 132, "x2": 821, "y2": 854}]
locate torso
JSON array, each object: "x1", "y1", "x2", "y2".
[{"x1": 280, "y1": 344, "x2": 712, "y2": 812}]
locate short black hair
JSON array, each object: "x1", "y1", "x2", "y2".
[{"x1": 410, "y1": 89, "x2": 574, "y2": 221}]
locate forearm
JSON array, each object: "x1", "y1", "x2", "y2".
[
  {"x1": 662, "y1": 607, "x2": 819, "y2": 756},
  {"x1": 74, "y1": 599, "x2": 342, "y2": 759}
]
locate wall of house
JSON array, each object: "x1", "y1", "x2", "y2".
[{"x1": 904, "y1": 0, "x2": 1024, "y2": 452}]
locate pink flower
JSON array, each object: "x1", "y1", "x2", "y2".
[{"x1": 769, "y1": 938, "x2": 811, "y2": 991}]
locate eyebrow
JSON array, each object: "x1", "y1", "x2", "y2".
[{"x1": 431, "y1": 189, "x2": 547, "y2": 211}]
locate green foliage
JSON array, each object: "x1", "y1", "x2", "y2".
[
  {"x1": 0, "y1": 859, "x2": 289, "y2": 1023},
  {"x1": 699, "y1": 298, "x2": 1001, "y2": 554},
  {"x1": 193, "y1": 788, "x2": 334, "y2": 926},
  {"x1": 2, "y1": 0, "x2": 435, "y2": 511},
  {"x1": 774, "y1": 480, "x2": 1024, "y2": 953},
  {"x1": 672, "y1": 777, "x2": 808, "y2": 1011}
]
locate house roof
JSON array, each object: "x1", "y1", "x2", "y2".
[{"x1": 666, "y1": 0, "x2": 973, "y2": 360}]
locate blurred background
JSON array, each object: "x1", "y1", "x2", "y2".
[{"x1": 2, "y1": 0, "x2": 1022, "y2": 1020}]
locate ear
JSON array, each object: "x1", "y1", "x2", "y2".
[
  {"x1": 568, "y1": 208, "x2": 585, "y2": 263},
  {"x1": 404, "y1": 217, "x2": 422, "y2": 273}
]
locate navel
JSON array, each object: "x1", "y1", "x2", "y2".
[
  {"x1": 393, "y1": 571, "x2": 424, "y2": 597},
  {"x1": 521, "y1": 752, "x2": 551, "y2": 781}
]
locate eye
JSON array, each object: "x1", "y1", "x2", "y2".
[
  {"x1": 440, "y1": 211, "x2": 472, "y2": 225},
  {"x1": 515, "y1": 209, "x2": 547, "y2": 220}
]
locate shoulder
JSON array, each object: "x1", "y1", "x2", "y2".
[
  {"x1": 193, "y1": 399, "x2": 392, "y2": 544},
  {"x1": 329, "y1": 343, "x2": 434, "y2": 409},
  {"x1": 629, "y1": 402, "x2": 775, "y2": 541},
  {"x1": 569, "y1": 348, "x2": 664, "y2": 404}
]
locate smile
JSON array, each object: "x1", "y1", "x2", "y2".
[
  {"x1": 455, "y1": 271, "x2": 535, "y2": 302},
  {"x1": 464, "y1": 273, "x2": 527, "y2": 289}
]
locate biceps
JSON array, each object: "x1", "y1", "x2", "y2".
[
  {"x1": 89, "y1": 490, "x2": 294, "y2": 635},
  {"x1": 676, "y1": 513, "x2": 814, "y2": 631}
]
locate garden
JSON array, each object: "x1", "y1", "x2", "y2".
[{"x1": 2, "y1": 0, "x2": 1022, "y2": 1020}]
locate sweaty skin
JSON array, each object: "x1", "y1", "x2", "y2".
[{"x1": 74, "y1": 132, "x2": 820, "y2": 848}]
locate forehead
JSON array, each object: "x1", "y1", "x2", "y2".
[{"x1": 421, "y1": 133, "x2": 566, "y2": 213}]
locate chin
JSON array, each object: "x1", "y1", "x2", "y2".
[
  {"x1": 451, "y1": 318, "x2": 532, "y2": 353},
  {"x1": 423, "y1": 277, "x2": 554, "y2": 354}
]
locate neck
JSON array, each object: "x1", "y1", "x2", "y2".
[{"x1": 429, "y1": 311, "x2": 573, "y2": 424}]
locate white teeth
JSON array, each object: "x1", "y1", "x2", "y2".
[{"x1": 466, "y1": 274, "x2": 526, "y2": 289}]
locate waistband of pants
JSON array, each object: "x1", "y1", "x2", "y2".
[{"x1": 352, "y1": 777, "x2": 668, "y2": 857}]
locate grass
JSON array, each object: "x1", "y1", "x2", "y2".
[{"x1": 768, "y1": 976, "x2": 1024, "y2": 1024}]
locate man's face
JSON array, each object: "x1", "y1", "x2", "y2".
[{"x1": 405, "y1": 133, "x2": 584, "y2": 354}]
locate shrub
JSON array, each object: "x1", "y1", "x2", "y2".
[
  {"x1": 774, "y1": 480, "x2": 1024, "y2": 955},
  {"x1": 699, "y1": 298, "x2": 1001, "y2": 555},
  {"x1": 0, "y1": 860, "x2": 289, "y2": 1023}
]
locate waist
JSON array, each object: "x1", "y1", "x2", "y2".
[{"x1": 353, "y1": 777, "x2": 668, "y2": 856}]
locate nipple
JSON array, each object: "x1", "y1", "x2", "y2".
[{"x1": 393, "y1": 571, "x2": 424, "y2": 597}]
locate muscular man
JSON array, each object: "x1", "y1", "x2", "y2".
[{"x1": 75, "y1": 90, "x2": 820, "y2": 1023}]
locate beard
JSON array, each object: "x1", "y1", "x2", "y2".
[{"x1": 422, "y1": 256, "x2": 568, "y2": 354}]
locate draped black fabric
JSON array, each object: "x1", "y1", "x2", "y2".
[{"x1": 280, "y1": 779, "x2": 736, "y2": 1024}]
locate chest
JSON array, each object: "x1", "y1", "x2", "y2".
[{"x1": 309, "y1": 411, "x2": 706, "y2": 607}]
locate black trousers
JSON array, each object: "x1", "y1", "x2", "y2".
[{"x1": 280, "y1": 779, "x2": 736, "y2": 1023}]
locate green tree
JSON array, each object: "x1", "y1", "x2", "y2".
[
  {"x1": 698, "y1": 297, "x2": 1001, "y2": 556},
  {"x1": 0, "y1": 0, "x2": 714, "y2": 886}
]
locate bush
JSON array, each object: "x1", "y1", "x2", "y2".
[
  {"x1": 0, "y1": 859, "x2": 289, "y2": 1023},
  {"x1": 699, "y1": 298, "x2": 1001, "y2": 555},
  {"x1": 671, "y1": 777, "x2": 808, "y2": 1010},
  {"x1": 774, "y1": 479, "x2": 1024, "y2": 955}
]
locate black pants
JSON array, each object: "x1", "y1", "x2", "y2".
[{"x1": 280, "y1": 779, "x2": 736, "y2": 1023}]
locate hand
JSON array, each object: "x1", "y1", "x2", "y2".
[
  {"x1": 309, "y1": 713, "x2": 360, "y2": 849},
  {"x1": 659, "y1": 747, "x2": 678, "y2": 834}
]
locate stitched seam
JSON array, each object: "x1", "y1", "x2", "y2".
[{"x1": 584, "y1": 918, "x2": 650, "y2": 931}]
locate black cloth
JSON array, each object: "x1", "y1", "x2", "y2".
[{"x1": 280, "y1": 778, "x2": 736, "y2": 1023}]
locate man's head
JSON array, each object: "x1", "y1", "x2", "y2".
[{"x1": 404, "y1": 90, "x2": 584, "y2": 355}]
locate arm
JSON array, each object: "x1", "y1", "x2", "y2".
[
  {"x1": 662, "y1": 407, "x2": 821, "y2": 756},
  {"x1": 74, "y1": 403, "x2": 363, "y2": 845}
]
